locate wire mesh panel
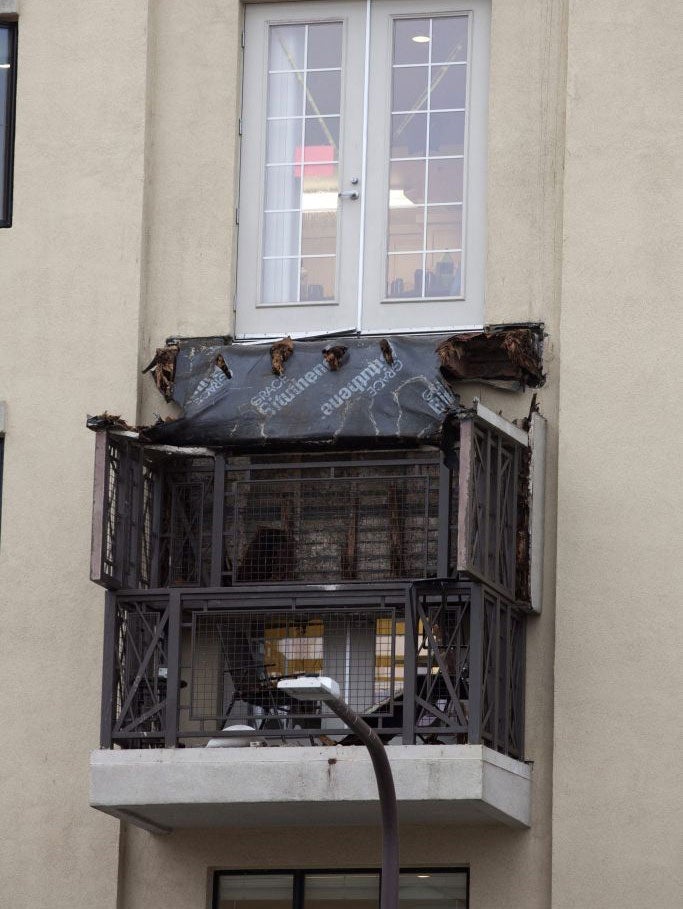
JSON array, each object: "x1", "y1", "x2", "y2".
[
  {"x1": 138, "y1": 463, "x2": 157, "y2": 589},
  {"x1": 480, "y1": 589, "x2": 525, "y2": 758},
  {"x1": 457, "y1": 418, "x2": 524, "y2": 598},
  {"x1": 222, "y1": 452, "x2": 443, "y2": 585},
  {"x1": 101, "y1": 583, "x2": 526, "y2": 756},
  {"x1": 92, "y1": 433, "x2": 147, "y2": 589},
  {"x1": 187, "y1": 607, "x2": 400, "y2": 738},
  {"x1": 101, "y1": 436, "x2": 123, "y2": 584},
  {"x1": 412, "y1": 591, "x2": 472, "y2": 742},
  {"x1": 158, "y1": 458, "x2": 214, "y2": 587},
  {"x1": 109, "y1": 597, "x2": 170, "y2": 746}
]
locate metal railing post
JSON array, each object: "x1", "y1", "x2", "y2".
[
  {"x1": 165, "y1": 591, "x2": 182, "y2": 747},
  {"x1": 402, "y1": 588, "x2": 417, "y2": 745},
  {"x1": 467, "y1": 585, "x2": 483, "y2": 745},
  {"x1": 100, "y1": 591, "x2": 117, "y2": 748}
]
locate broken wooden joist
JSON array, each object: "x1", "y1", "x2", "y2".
[{"x1": 436, "y1": 327, "x2": 545, "y2": 387}]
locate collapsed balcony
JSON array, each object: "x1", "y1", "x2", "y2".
[
  {"x1": 89, "y1": 339, "x2": 543, "y2": 830},
  {"x1": 91, "y1": 400, "x2": 540, "y2": 602}
]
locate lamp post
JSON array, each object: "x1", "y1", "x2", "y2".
[{"x1": 277, "y1": 676, "x2": 399, "y2": 909}]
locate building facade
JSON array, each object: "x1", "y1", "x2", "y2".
[{"x1": 0, "y1": 1, "x2": 681, "y2": 908}]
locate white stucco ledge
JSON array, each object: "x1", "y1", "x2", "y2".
[{"x1": 90, "y1": 744, "x2": 531, "y2": 834}]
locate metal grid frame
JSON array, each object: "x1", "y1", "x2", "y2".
[
  {"x1": 101, "y1": 580, "x2": 525, "y2": 758},
  {"x1": 456, "y1": 416, "x2": 526, "y2": 599},
  {"x1": 91, "y1": 421, "x2": 531, "y2": 599}
]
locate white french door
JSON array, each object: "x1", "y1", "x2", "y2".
[{"x1": 236, "y1": 1, "x2": 489, "y2": 339}]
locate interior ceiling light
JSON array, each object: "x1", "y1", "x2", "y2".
[
  {"x1": 0, "y1": 63, "x2": 11, "y2": 69},
  {"x1": 412, "y1": 35, "x2": 430, "y2": 43}
]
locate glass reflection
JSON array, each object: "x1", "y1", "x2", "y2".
[
  {"x1": 269, "y1": 26, "x2": 305, "y2": 72},
  {"x1": 306, "y1": 71, "x2": 341, "y2": 116},
  {"x1": 307, "y1": 23, "x2": 343, "y2": 69},
  {"x1": 267, "y1": 119, "x2": 303, "y2": 165},
  {"x1": 399, "y1": 872, "x2": 467, "y2": 906},
  {"x1": 391, "y1": 112, "x2": 428, "y2": 158},
  {"x1": 393, "y1": 19, "x2": 430, "y2": 65},
  {"x1": 300, "y1": 256, "x2": 335, "y2": 302},
  {"x1": 428, "y1": 111, "x2": 465, "y2": 156},
  {"x1": 430, "y1": 65, "x2": 466, "y2": 110},
  {"x1": 304, "y1": 873, "x2": 379, "y2": 908},
  {"x1": 218, "y1": 873, "x2": 294, "y2": 908},
  {"x1": 262, "y1": 22, "x2": 342, "y2": 304},
  {"x1": 392, "y1": 66, "x2": 428, "y2": 112},
  {"x1": 267, "y1": 72, "x2": 304, "y2": 118},
  {"x1": 386, "y1": 16, "x2": 468, "y2": 299},
  {"x1": 425, "y1": 251, "x2": 462, "y2": 297},
  {"x1": 216, "y1": 871, "x2": 468, "y2": 908},
  {"x1": 431, "y1": 17, "x2": 469, "y2": 64},
  {"x1": 427, "y1": 158, "x2": 463, "y2": 204}
]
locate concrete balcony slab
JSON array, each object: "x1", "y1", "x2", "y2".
[{"x1": 90, "y1": 745, "x2": 531, "y2": 834}]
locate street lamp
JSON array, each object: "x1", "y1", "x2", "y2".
[{"x1": 277, "y1": 676, "x2": 399, "y2": 909}]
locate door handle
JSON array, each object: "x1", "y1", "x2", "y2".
[{"x1": 338, "y1": 190, "x2": 359, "y2": 200}]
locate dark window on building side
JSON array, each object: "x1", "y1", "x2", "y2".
[
  {"x1": 213, "y1": 869, "x2": 469, "y2": 908},
  {"x1": 0, "y1": 22, "x2": 17, "y2": 227}
]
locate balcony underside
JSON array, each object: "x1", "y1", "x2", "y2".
[{"x1": 90, "y1": 744, "x2": 531, "y2": 833}]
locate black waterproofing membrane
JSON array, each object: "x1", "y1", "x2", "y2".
[
  {"x1": 145, "y1": 335, "x2": 457, "y2": 448},
  {"x1": 140, "y1": 329, "x2": 544, "y2": 449}
]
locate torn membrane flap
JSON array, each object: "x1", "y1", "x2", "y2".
[{"x1": 141, "y1": 328, "x2": 544, "y2": 449}]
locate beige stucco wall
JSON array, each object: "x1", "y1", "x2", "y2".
[
  {"x1": 0, "y1": 1, "x2": 148, "y2": 906},
  {"x1": 553, "y1": 2, "x2": 683, "y2": 906}
]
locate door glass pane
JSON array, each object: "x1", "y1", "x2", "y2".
[
  {"x1": 261, "y1": 23, "x2": 343, "y2": 305},
  {"x1": 431, "y1": 18, "x2": 469, "y2": 64},
  {"x1": 217, "y1": 873, "x2": 294, "y2": 908},
  {"x1": 391, "y1": 112, "x2": 427, "y2": 158},
  {"x1": 302, "y1": 210, "x2": 337, "y2": 255},
  {"x1": 392, "y1": 66, "x2": 428, "y2": 112},
  {"x1": 385, "y1": 15, "x2": 469, "y2": 300},
  {"x1": 264, "y1": 212, "x2": 300, "y2": 258},
  {"x1": 267, "y1": 119, "x2": 303, "y2": 164},
  {"x1": 300, "y1": 256, "x2": 336, "y2": 301},
  {"x1": 304, "y1": 873, "x2": 379, "y2": 907},
  {"x1": 268, "y1": 72, "x2": 304, "y2": 118},
  {"x1": 387, "y1": 252, "x2": 423, "y2": 297},
  {"x1": 307, "y1": 22, "x2": 343, "y2": 69},
  {"x1": 393, "y1": 19, "x2": 430, "y2": 65},
  {"x1": 269, "y1": 27, "x2": 305, "y2": 71},
  {"x1": 425, "y1": 251, "x2": 462, "y2": 297},
  {"x1": 430, "y1": 65, "x2": 466, "y2": 110},
  {"x1": 306, "y1": 72, "x2": 341, "y2": 116},
  {"x1": 263, "y1": 258, "x2": 299, "y2": 304}
]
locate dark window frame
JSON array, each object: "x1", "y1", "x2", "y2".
[
  {"x1": 0, "y1": 20, "x2": 17, "y2": 228},
  {"x1": 212, "y1": 867, "x2": 470, "y2": 908}
]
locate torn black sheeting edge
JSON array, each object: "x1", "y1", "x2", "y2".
[{"x1": 134, "y1": 328, "x2": 543, "y2": 450}]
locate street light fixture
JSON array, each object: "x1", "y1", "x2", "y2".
[{"x1": 277, "y1": 676, "x2": 400, "y2": 909}]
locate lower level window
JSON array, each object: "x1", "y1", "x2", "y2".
[{"x1": 214, "y1": 869, "x2": 468, "y2": 908}]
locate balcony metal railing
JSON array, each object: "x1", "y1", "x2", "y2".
[
  {"x1": 91, "y1": 407, "x2": 534, "y2": 604},
  {"x1": 101, "y1": 580, "x2": 525, "y2": 759}
]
